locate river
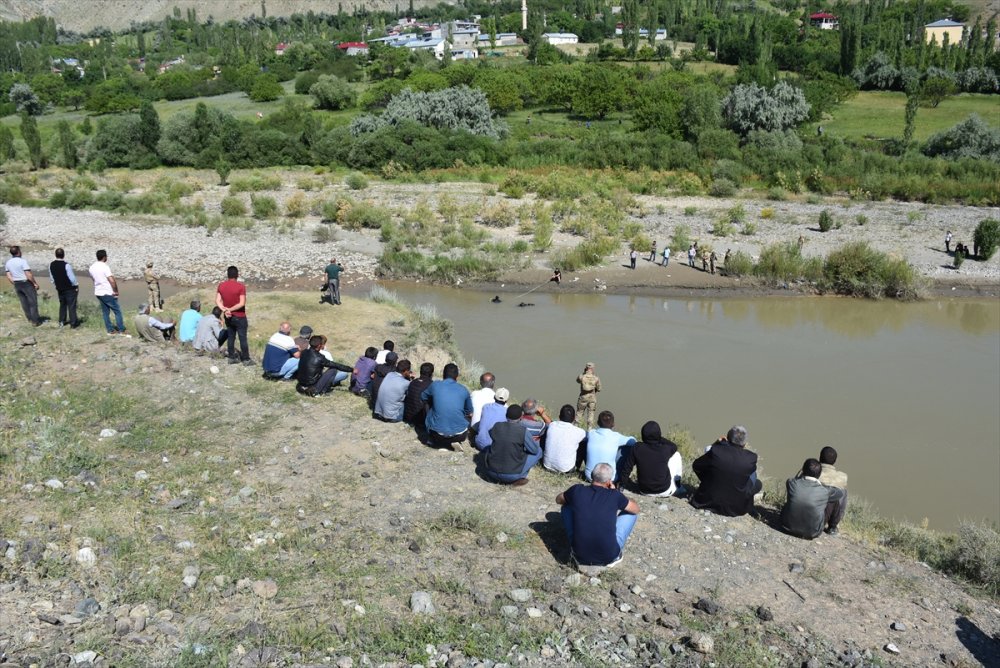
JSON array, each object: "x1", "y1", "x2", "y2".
[{"x1": 387, "y1": 283, "x2": 1000, "y2": 531}]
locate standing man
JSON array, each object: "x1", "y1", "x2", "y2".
[
  {"x1": 661, "y1": 246, "x2": 670, "y2": 267},
  {"x1": 945, "y1": 230, "x2": 953, "y2": 253},
  {"x1": 710, "y1": 250, "x2": 718, "y2": 275},
  {"x1": 89, "y1": 249, "x2": 125, "y2": 335},
  {"x1": 687, "y1": 244, "x2": 696, "y2": 267},
  {"x1": 648, "y1": 240, "x2": 657, "y2": 263},
  {"x1": 557, "y1": 462, "x2": 640, "y2": 569},
  {"x1": 420, "y1": 362, "x2": 473, "y2": 452},
  {"x1": 144, "y1": 261, "x2": 161, "y2": 311},
  {"x1": 5, "y1": 245, "x2": 41, "y2": 326},
  {"x1": 324, "y1": 257, "x2": 343, "y2": 305},
  {"x1": 216, "y1": 265, "x2": 251, "y2": 365},
  {"x1": 629, "y1": 248, "x2": 637, "y2": 270},
  {"x1": 49, "y1": 248, "x2": 80, "y2": 328},
  {"x1": 576, "y1": 362, "x2": 601, "y2": 431}
]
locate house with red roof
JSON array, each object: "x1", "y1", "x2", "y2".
[{"x1": 809, "y1": 12, "x2": 839, "y2": 30}]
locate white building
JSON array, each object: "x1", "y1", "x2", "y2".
[
  {"x1": 451, "y1": 48, "x2": 479, "y2": 60},
  {"x1": 477, "y1": 32, "x2": 520, "y2": 47},
  {"x1": 403, "y1": 37, "x2": 450, "y2": 60},
  {"x1": 542, "y1": 32, "x2": 579, "y2": 45}
]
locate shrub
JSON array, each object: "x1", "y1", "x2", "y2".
[
  {"x1": 760, "y1": 207, "x2": 775, "y2": 219},
  {"x1": 923, "y1": 114, "x2": 1000, "y2": 162},
  {"x1": 741, "y1": 222, "x2": 757, "y2": 235},
  {"x1": 341, "y1": 200, "x2": 391, "y2": 230},
  {"x1": 294, "y1": 71, "x2": 321, "y2": 95},
  {"x1": 248, "y1": 74, "x2": 283, "y2": 102},
  {"x1": 220, "y1": 196, "x2": 246, "y2": 217},
  {"x1": 711, "y1": 217, "x2": 735, "y2": 237},
  {"x1": 480, "y1": 202, "x2": 516, "y2": 228},
  {"x1": 251, "y1": 195, "x2": 279, "y2": 219},
  {"x1": 822, "y1": 241, "x2": 919, "y2": 299},
  {"x1": 818, "y1": 210, "x2": 834, "y2": 232},
  {"x1": 93, "y1": 190, "x2": 124, "y2": 211},
  {"x1": 721, "y1": 81, "x2": 810, "y2": 136},
  {"x1": 708, "y1": 178, "x2": 737, "y2": 197},
  {"x1": 953, "y1": 522, "x2": 1000, "y2": 595},
  {"x1": 767, "y1": 187, "x2": 786, "y2": 201},
  {"x1": 345, "y1": 172, "x2": 369, "y2": 190},
  {"x1": 973, "y1": 219, "x2": 1000, "y2": 260},
  {"x1": 66, "y1": 189, "x2": 93, "y2": 209},
  {"x1": 313, "y1": 224, "x2": 336, "y2": 243},
  {"x1": 310, "y1": 75, "x2": 356, "y2": 110},
  {"x1": 230, "y1": 174, "x2": 282, "y2": 192},
  {"x1": 954, "y1": 249, "x2": 965, "y2": 268},
  {"x1": 669, "y1": 224, "x2": 693, "y2": 253},
  {"x1": 754, "y1": 242, "x2": 820, "y2": 283},
  {"x1": 350, "y1": 86, "x2": 508, "y2": 140},
  {"x1": 215, "y1": 160, "x2": 231, "y2": 186},
  {"x1": 284, "y1": 192, "x2": 309, "y2": 218},
  {"x1": 724, "y1": 250, "x2": 754, "y2": 276},
  {"x1": 683, "y1": 206, "x2": 697, "y2": 216},
  {"x1": 856, "y1": 214, "x2": 868, "y2": 226}
]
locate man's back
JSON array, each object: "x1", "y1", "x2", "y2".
[
  {"x1": 193, "y1": 316, "x2": 221, "y2": 351},
  {"x1": 485, "y1": 421, "x2": 533, "y2": 475},
  {"x1": 404, "y1": 376, "x2": 432, "y2": 424},
  {"x1": 543, "y1": 420, "x2": 586, "y2": 473},
  {"x1": 692, "y1": 443, "x2": 758, "y2": 516},
  {"x1": 374, "y1": 372, "x2": 409, "y2": 421},
  {"x1": 422, "y1": 379, "x2": 471, "y2": 435},
  {"x1": 781, "y1": 476, "x2": 830, "y2": 539},
  {"x1": 584, "y1": 428, "x2": 634, "y2": 480},
  {"x1": 262, "y1": 332, "x2": 297, "y2": 374},
  {"x1": 133, "y1": 314, "x2": 164, "y2": 343},
  {"x1": 179, "y1": 309, "x2": 202, "y2": 343},
  {"x1": 620, "y1": 439, "x2": 681, "y2": 495},
  {"x1": 819, "y1": 463, "x2": 848, "y2": 489},
  {"x1": 562, "y1": 484, "x2": 628, "y2": 566},
  {"x1": 475, "y1": 402, "x2": 507, "y2": 449},
  {"x1": 470, "y1": 387, "x2": 495, "y2": 426}
]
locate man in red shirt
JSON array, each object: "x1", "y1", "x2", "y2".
[{"x1": 216, "y1": 265, "x2": 252, "y2": 365}]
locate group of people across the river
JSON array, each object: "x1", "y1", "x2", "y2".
[{"x1": 5, "y1": 247, "x2": 851, "y2": 572}]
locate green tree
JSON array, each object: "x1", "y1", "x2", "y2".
[
  {"x1": 920, "y1": 76, "x2": 957, "y2": 108},
  {"x1": 57, "y1": 120, "x2": 77, "y2": 168},
  {"x1": 79, "y1": 116, "x2": 93, "y2": 135},
  {"x1": 9, "y1": 83, "x2": 43, "y2": 115},
  {"x1": 631, "y1": 74, "x2": 685, "y2": 135},
  {"x1": 216, "y1": 159, "x2": 232, "y2": 186},
  {"x1": 903, "y1": 81, "x2": 919, "y2": 144},
  {"x1": 249, "y1": 74, "x2": 283, "y2": 102},
  {"x1": 571, "y1": 64, "x2": 626, "y2": 119},
  {"x1": 973, "y1": 219, "x2": 1000, "y2": 260},
  {"x1": 309, "y1": 74, "x2": 356, "y2": 110},
  {"x1": 138, "y1": 100, "x2": 161, "y2": 153},
  {"x1": 19, "y1": 113, "x2": 42, "y2": 169},
  {"x1": 0, "y1": 125, "x2": 16, "y2": 164},
  {"x1": 621, "y1": 0, "x2": 640, "y2": 58},
  {"x1": 680, "y1": 83, "x2": 722, "y2": 139},
  {"x1": 473, "y1": 69, "x2": 524, "y2": 114}
]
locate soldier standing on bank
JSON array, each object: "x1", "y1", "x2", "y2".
[
  {"x1": 144, "y1": 261, "x2": 162, "y2": 312},
  {"x1": 576, "y1": 362, "x2": 602, "y2": 431}
]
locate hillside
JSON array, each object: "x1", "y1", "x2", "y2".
[{"x1": 0, "y1": 0, "x2": 442, "y2": 32}]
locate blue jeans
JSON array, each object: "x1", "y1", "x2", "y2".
[
  {"x1": 484, "y1": 449, "x2": 543, "y2": 483},
  {"x1": 561, "y1": 506, "x2": 637, "y2": 561},
  {"x1": 97, "y1": 295, "x2": 124, "y2": 333},
  {"x1": 278, "y1": 358, "x2": 299, "y2": 379}
]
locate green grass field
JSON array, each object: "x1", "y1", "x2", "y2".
[{"x1": 819, "y1": 91, "x2": 1000, "y2": 141}]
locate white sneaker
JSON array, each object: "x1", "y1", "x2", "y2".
[{"x1": 606, "y1": 553, "x2": 624, "y2": 569}]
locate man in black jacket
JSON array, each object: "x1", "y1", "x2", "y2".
[
  {"x1": 483, "y1": 405, "x2": 542, "y2": 486},
  {"x1": 49, "y1": 247, "x2": 80, "y2": 328},
  {"x1": 404, "y1": 362, "x2": 434, "y2": 426},
  {"x1": 618, "y1": 421, "x2": 684, "y2": 497},
  {"x1": 295, "y1": 335, "x2": 352, "y2": 396},
  {"x1": 690, "y1": 425, "x2": 762, "y2": 517}
]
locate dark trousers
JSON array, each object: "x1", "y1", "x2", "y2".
[
  {"x1": 630, "y1": 258, "x2": 636, "y2": 269},
  {"x1": 327, "y1": 278, "x2": 341, "y2": 305},
  {"x1": 226, "y1": 316, "x2": 249, "y2": 361},
  {"x1": 58, "y1": 287, "x2": 79, "y2": 326},
  {"x1": 14, "y1": 281, "x2": 40, "y2": 324},
  {"x1": 824, "y1": 488, "x2": 847, "y2": 530},
  {"x1": 429, "y1": 430, "x2": 468, "y2": 448}
]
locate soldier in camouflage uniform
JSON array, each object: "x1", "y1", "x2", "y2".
[
  {"x1": 144, "y1": 261, "x2": 162, "y2": 312},
  {"x1": 576, "y1": 362, "x2": 601, "y2": 430}
]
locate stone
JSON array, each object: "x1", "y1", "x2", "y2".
[
  {"x1": 564, "y1": 573, "x2": 583, "y2": 587},
  {"x1": 75, "y1": 547, "x2": 97, "y2": 568},
  {"x1": 669, "y1": 643, "x2": 685, "y2": 655},
  {"x1": 37, "y1": 613, "x2": 61, "y2": 625},
  {"x1": 167, "y1": 498, "x2": 188, "y2": 510},
  {"x1": 789, "y1": 562, "x2": 805, "y2": 574},
  {"x1": 541, "y1": 576, "x2": 562, "y2": 593},
  {"x1": 890, "y1": 621, "x2": 906, "y2": 631},
  {"x1": 251, "y1": 579, "x2": 278, "y2": 599},
  {"x1": 884, "y1": 643, "x2": 900, "y2": 655},
  {"x1": 336, "y1": 657, "x2": 354, "y2": 668},
  {"x1": 508, "y1": 588, "x2": 532, "y2": 603},
  {"x1": 695, "y1": 598, "x2": 721, "y2": 615},
  {"x1": 134, "y1": 470, "x2": 150, "y2": 481},
  {"x1": 551, "y1": 601, "x2": 571, "y2": 617},
  {"x1": 115, "y1": 618, "x2": 131, "y2": 636},
  {"x1": 20, "y1": 336, "x2": 37, "y2": 346},
  {"x1": 489, "y1": 568, "x2": 504, "y2": 580},
  {"x1": 44, "y1": 479, "x2": 64, "y2": 489},
  {"x1": 500, "y1": 605, "x2": 519, "y2": 617},
  {"x1": 238, "y1": 486, "x2": 255, "y2": 499},
  {"x1": 526, "y1": 607, "x2": 543, "y2": 618},
  {"x1": 175, "y1": 540, "x2": 194, "y2": 551},
  {"x1": 756, "y1": 605, "x2": 774, "y2": 622},
  {"x1": 99, "y1": 428, "x2": 117, "y2": 438},
  {"x1": 182, "y1": 565, "x2": 200, "y2": 588},
  {"x1": 804, "y1": 659, "x2": 821, "y2": 668},
  {"x1": 690, "y1": 633, "x2": 714, "y2": 654},
  {"x1": 209, "y1": 365, "x2": 220, "y2": 375},
  {"x1": 75, "y1": 597, "x2": 101, "y2": 617},
  {"x1": 73, "y1": 651, "x2": 98, "y2": 664},
  {"x1": 410, "y1": 591, "x2": 435, "y2": 615},
  {"x1": 656, "y1": 615, "x2": 680, "y2": 629}
]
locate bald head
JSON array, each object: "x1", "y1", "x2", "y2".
[
  {"x1": 279, "y1": 322, "x2": 292, "y2": 335},
  {"x1": 480, "y1": 372, "x2": 495, "y2": 389}
]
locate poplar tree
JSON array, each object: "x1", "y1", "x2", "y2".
[{"x1": 19, "y1": 113, "x2": 42, "y2": 170}]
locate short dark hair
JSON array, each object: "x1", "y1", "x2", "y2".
[
  {"x1": 819, "y1": 446, "x2": 837, "y2": 465},
  {"x1": 506, "y1": 405, "x2": 523, "y2": 421},
  {"x1": 559, "y1": 404, "x2": 576, "y2": 422},
  {"x1": 8, "y1": 245, "x2": 19, "y2": 256},
  {"x1": 364, "y1": 346, "x2": 378, "y2": 359},
  {"x1": 383, "y1": 340, "x2": 394, "y2": 351},
  {"x1": 55, "y1": 247, "x2": 65, "y2": 259},
  {"x1": 309, "y1": 335, "x2": 324, "y2": 349},
  {"x1": 385, "y1": 351, "x2": 398, "y2": 364},
  {"x1": 396, "y1": 359, "x2": 411, "y2": 373},
  {"x1": 802, "y1": 458, "x2": 822, "y2": 478},
  {"x1": 419, "y1": 362, "x2": 434, "y2": 378},
  {"x1": 443, "y1": 363, "x2": 459, "y2": 380},
  {"x1": 211, "y1": 306, "x2": 223, "y2": 318},
  {"x1": 226, "y1": 265, "x2": 239, "y2": 279},
  {"x1": 190, "y1": 300, "x2": 201, "y2": 310},
  {"x1": 597, "y1": 410, "x2": 614, "y2": 428},
  {"x1": 96, "y1": 249, "x2": 107, "y2": 261}
]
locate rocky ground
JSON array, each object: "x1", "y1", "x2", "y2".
[
  {"x1": 3, "y1": 171, "x2": 998, "y2": 295},
  {"x1": 1, "y1": 290, "x2": 998, "y2": 668}
]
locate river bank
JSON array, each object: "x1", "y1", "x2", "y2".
[{"x1": 1, "y1": 289, "x2": 998, "y2": 668}]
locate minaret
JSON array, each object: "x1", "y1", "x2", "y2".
[{"x1": 521, "y1": 0, "x2": 527, "y2": 31}]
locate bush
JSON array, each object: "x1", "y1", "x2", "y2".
[
  {"x1": 722, "y1": 81, "x2": 810, "y2": 136},
  {"x1": 923, "y1": 114, "x2": 1000, "y2": 162},
  {"x1": 350, "y1": 86, "x2": 508, "y2": 140},
  {"x1": 724, "y1": 250, "x2": 754, "y2": 276},
  {"x1": 760, "y1": 207, "x2": 775, "y2": 219},
  {"x1": 294, "y1": 71, "x2": 321, "y2": 95},
  {"x1": 251, "y1": 195, "x2": 279, "y2": 219},
  {"x1": 284, "y1": 192, "x2": 309, "y2": 218},
  {"x1": 93, "y1": 190, "x2": 124, "y2": 211},
  {"x1": 220, "y1": 196, "x2": 246, "y2": 217},
  {"x1": 741, "y1": 222, "x2": 757, "y2": 235},
  {"x1": 310, "y1": 75, "x2": 356, "y2": 111},
  {"x1": 822, "y1": 241, "x2": 919, "y2": 299},
  {"x1": 953, "y1": 522, "x2": 1000, "y2": 595},
  {"x1": 711, "y1": 217, "x2": 735, "y2": 236},
  {"x1": 669, "y1": 224, "x2": 693, "y2": 253},
  {"x1": 954, "y1": 249, "x2": 965, "y2": 268},
  {"x1": 345, "y1": 172, "x2": 369, "y2": 190},
  {"x1": 230, "y1": 174, "x2": 282, "y2": 192},
  {"x1": 818, "y1": 210, "x2": 834, "y2": 232},
  {"x1": 708, "y1": 178, "x2": 737, "y2": 197},
  {"x1": 313, "y1": 224, "x2": 336, "y2": 243},
  {"x1": 972, "y1": 219, "x2": 1000, "y2": 260},
  {"x1": 248, "y1": 74, "x2": 283, "y2": 102},
  {"x1": 480, "y1": 202, "x2": 516, "y2": 228},
  {"x1": 341, "y1": 200, "x2": 392, "y2": 230},
  {"x1": 755, "y1": 242, "x2": 821, "y2": 283}
]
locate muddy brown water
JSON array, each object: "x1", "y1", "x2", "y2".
[{"x1": 386, "y1": 283, "x2": 1000, "y2": 532}]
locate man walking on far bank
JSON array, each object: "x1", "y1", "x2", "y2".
[
  {"x1": 576, "y1": 362, "x2": 601, "y2": 431},
  {"x1": 217, "y1": 265, "x2": 252, "y2": 365},
  {"x1": 49, "y1": 247, "x2": 80, "y2": 328},
  {"x1": 89, "y1": 249, "x2": 125, "y2": 335},
  {"x1": 5, "y1": 245, "x2": 41, "y2": 326},
  {"x1": 324, "y1": 258, "x2": 343, "y2": 305}
]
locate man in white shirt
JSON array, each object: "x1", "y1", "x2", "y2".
[
  {"x1": 543, "y1": 405, "x2": 588, "y2": 473},
  {"x1": 88, "y1": 249, "x2": 125, "y2": 334},
  {"x1": 470, "y1": 372, "x2": 496, "y2": 429},
  {"x1": 5, "y1": 245, "x2": 41, "y2": 325},
  {"x1": 375, "y1": 340, "x2": 394, "y2": 364}
]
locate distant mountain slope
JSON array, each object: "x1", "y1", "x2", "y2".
[{"x1": 0, "y1": 0, "x2": 443, "y2": 32}]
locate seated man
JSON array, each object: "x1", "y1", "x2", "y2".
[
  {"x1": 817, "y1": 446, "x2": 848, "y2": 534},
  {"x1": 178, "y1": 300, "x2": 202, "y2": 344},
  {"x1": 519, "y1": 398, "x2": 550, "y2": 444},
  {"x1": 294, "y1": 325, "x2": 313, "y2": 352},
  {"x1": 133, "y1": 303, "x2": 175, "y2": 343},
  {"x1": 404, "y1": 362, "x2": 434, "y2": 426},
  {"x1": 192, "y1": 306, "x2": 227, "y2": 354},
  {"x1": 262, "y1": 321, "x2": 301, "y2": 380},
  {"x1": 483, "y1": 405, "x2": 541, "y2": 486},
  {"x1": 420, "y1": 363, "x2": 473, "y2": 451},
  {"x1": 373, "y1": 359, "x2": 412, "y2": 422},
  {"x1": 474, "y1": 388, "x2": 510, "y2": 450},
  {"x1": 295, "y1": 335, "x2": 352, "y2": 396},
  {"x1": 781, "y1": 458, "x2": 847, "y2": 539},
  {"x1": 557, "y1": 462, "x2": 640, "y2": 569},
  {"x1": 542, "y1": 405, "x2": 587, "y2": 474},
  {"x1": 375, "y1": 339, "x2": 395, "y2": 365},
  {"x1": 690, "y1": 425, "x2": 762, "y2": 517},
  {"x1": 351, "y1": 347, "x2": 378, "y2": 396},
  {"x1": 470, "y1": 372, "x2": 496, "y2": 429},
  {"x1": 618, "y1": 421, "x2": 683, "y2": 497},
  {"x1": 584, "y1": 411, "x2": 636, "y2": 481},
  {"x1": 370, "y1": 351, "x2": 398, "y2": 403}
]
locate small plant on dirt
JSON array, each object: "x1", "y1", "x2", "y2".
[
  {"x1": 856, "y1": 214, "x2": 868, "y2": 226},
  {"x1": 683, "y1": 206, "x2": 697, "y2": 216},
  {"x1": 312, "y1": 225, "x2": 335, "y2": 243},
  {"x1": 741, "y1": 221, "x2": 757, "y2": 235},
  {"x1": 954, "y1": 249, "x2": 965, "y2": 268},
  {"x1": 285, "y1": 192, "x2": 309, "y2": 218},
  {"x1": 724, "y1": 250, "x2": 754, "y2": 276},
  {"x1": 711, "y1": 217, "x2": 735, "y2": 237},
  {"x1": 709, "y1": 178, "x2": 736, "y2": 197},
  {"x1": 760, "y1": 207, "x2": 775, "y2": 219},
  {"x1": 345, "y1": 172, "x2": 369, "y2": 191},
  {"x1": 818, "y1": 210, "x2": 834, "y2": 232},
  {"x1": 251, "y1": 194, "x2": 279, "y2": 219},
  {"x1": 480, "y1": 202, "x2": 515, "y2": 228},
  {"x1": 219, "y1": 196, "x2": 245, "y2": 217},
  {"x1": 215, "y1": 160, "x2": 231, "y2": 186},
  {"x1": 670, "y1": 224, "x2": 693, "y2": 252},
  {"x1": 973, "y1": 219, "x2": 999, "y2": 260},
  {"x1": 767, "y1": 187, "x2": 786, "y2": 201}
]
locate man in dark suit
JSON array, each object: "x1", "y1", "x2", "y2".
[{"x1": 691, "y1": 425, "x2": 762, "y2": 517}]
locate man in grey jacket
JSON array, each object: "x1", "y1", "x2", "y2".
[{"x1": 781, "y1": 458, "x2": 846, "y2": 539}]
